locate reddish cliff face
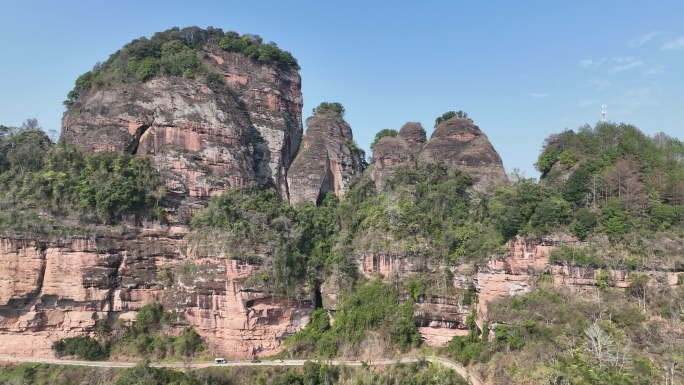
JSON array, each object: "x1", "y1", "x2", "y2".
[
  {"x1": 476, "y1": 238, "x2": 682, "y2": 328},
  {"x1": 206, "y1": 52, "x2": 303, "y2": 196},
  {"x1": 287, "y1": 110, "x2": 364, "y2": 205},
  {"x1": 3, "y1": 227, "x2": 680, "y2": 356},
  {"x1": 420, "y1": 117, "x2": 508, "y2": 190},
  {"x1": 61, "y1": 50, "x2": 303, "y2": 202},
  {"x1": 357, "y1": 252, "x2": 471, "y2": 346},
  {"x1": 0, "y1": 231, "x2": 311, "y2": 358},
  {"x1": 355, "y1": 237, "x2": 684, "y2": 347}
]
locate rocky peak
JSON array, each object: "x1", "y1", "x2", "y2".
[
  {"x1": 210, "y1": 51, "x2": 303, "y2": 196},
  {"x1": 398, "y1": 122, "x2": 427, "y2": 147},
  {"x1": 287, "y1": 109, "x2": 364, "y2": 205},
  {"x1": 369, "y1": 123, "x2": 423, "y2": 185},
  {"x1": 61, "y1": 42, "x2": 302, "y2": 212},
  {"x1": 419, "y1": 117, "x2": 507, "y2": 190},
  {"x1": 370, "y1": 118, "x2": 506, "y2": 191}
]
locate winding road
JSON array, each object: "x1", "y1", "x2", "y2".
[{"x1": 0, "y1": 355, "x2": 483, "y2": 385}]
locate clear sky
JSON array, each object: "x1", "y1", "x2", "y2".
[{"x1": 1, "y1": 1, "x2": 682, "y2": 178}]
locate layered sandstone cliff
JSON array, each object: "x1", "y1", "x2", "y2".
[
  {"x1": 0, "y1": 230, "x2": 311, "y2": 358},
  {"x1": 61, "y1": 50, "x2": 303, "y2": 203},
  {"x1": 354, "y1": 236, "x2": 684, "y2": 346},
  {"x1": 287, "y1": 110, "x2": 364, "y2": 205},
  {"x1": 475, "y1": 237, "x2": 682, "y2": 329},
  {"x1": 4, "y1": 226, "x2": 679, "y2": 357}
]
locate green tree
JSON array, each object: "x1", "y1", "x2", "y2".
[
  {"x1": 5, "y1": 129, "x2": 53, "y2": 173},
  {"x1": 370, "y1": 128, "x2": 398, "y2": 148},
  {"x1": 558, "y1": 148, "x2": 579, "y2": 168},
  {"x1": 135, "y1": 303, "x2": 169, "y2": 334},
  {"x1": 176, "y1": 327, "x2": 204, "y2": 357},
  {"x1": 562, "y1": 163, "x2": 591, "y2": 205},
  {"x1": 530, "y1": 197, "x2": 570, "y2": 235},
  {"x1": 571, "y1": 208, "x2": 597, "y2": 240},
  {"x1": 312, "y1": 102, "x2": 345, "y2": 117},
  {"x1": 601, "y1": 198, "x2": 629, "y2": 238},
  {"x1": 434, "y1": 110, "x2": 472, "y2": 127}
]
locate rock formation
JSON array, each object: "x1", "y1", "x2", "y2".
[
  {"x1": 370, "y1": 119, "x2": 507, "y2": 191},
  {"x1": 420, "y1": 117, "x2": 508, "y2": 190},
  {"x1": 209, "y1": 52, "x2": 303, "y2": 196},
  {"x1": 287, "y1": 110, "x2": 364, "y2": 205},
  {"x1": 0, "y1": 230, "x2": 312, "y2": 358},
  {"x1": 61, "y1": 50, "x2": 303, "y2": 203},
  {"x1": 369, "y1": 122, "x2": 426, "y2": 185}
]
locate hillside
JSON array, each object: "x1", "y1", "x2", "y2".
[{"x1": 1, "y1": 26, "x2": 684, "y2": 385}]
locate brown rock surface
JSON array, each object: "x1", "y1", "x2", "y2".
[
  {"x1": 358, "y1": 253, "x2": 473, "y2": 346},
  {"x1": 369, "y1": 122, "x2": 425, "y2": 185},
  {"x1": 420, "y1": 117, "x2": 508, "y2": 190},
  {"x1": 398, "y1": 122, "x2": 427, "y2": 148},
  {"x1": 0, "y1": 230, "x2": 311, "y2": 358},
  {"x1": 415, "y1": 296, "x2": 469, "y2": 346},
  {"x1": 287, "y1": 110, "x2": 364, "y2": 205},
  {"x1": 475, "y1": 237, "x2": 684, "y2": 328},
  {"x1": 208, "y1": 52, "x2": 303, "y2": 196},
  {"x1": 61, "y1": 50, "x2": 303, "y2": 202},
  {"x1": 369, "y1": 119, "x2": 507, "y2": 191}
]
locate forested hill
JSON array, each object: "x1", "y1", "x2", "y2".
[{"x1": 527, "y1": 123, "x2": 684, "y2": 264}]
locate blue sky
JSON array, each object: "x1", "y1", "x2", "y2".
[{"x1": 1, "y1": 1, "x2": 682, "y2": 178}]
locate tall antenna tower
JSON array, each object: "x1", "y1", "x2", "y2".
[{"x1": 601, "y1": 105, "x2": 607, "y2": 122}]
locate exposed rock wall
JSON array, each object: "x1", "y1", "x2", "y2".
[
  {"x1": 357, "y1": 252, "x2": 472, "y2": 346},
  {"x1": 369, "y1": 119, "x2": 508, "y2": 191},
  {"x1": 61, "y1": 50, "x2": 303, "y2": 202},
  {"x1": 4, "y1": 229, "x2": 681, "y2": 356},
  {"x1": 287, "y1": 111, "x2": 364, "y2": 205},
  {"x1": 420, "y1": 117, "x2": 508, "y2": 190},
  {"x1": 356, "y1": 237, "x2": 684, "y2": 347},
  {"x1": 476, "y1": 237, "x2": 683, "y2": 328},
  {"x1": 206, "y1": 52, "x2": 303, "y2": 196},
  {"x1": 0, "y1": 231, "x2": 311, "y2": 358},
  {"x1": 369, "y1": 122, "x2": 426, "y2": 186}
]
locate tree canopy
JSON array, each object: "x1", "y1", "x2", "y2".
[
  {"x1": 64, "y1": 26, "x2": 299, "y2": 106},
  {"x1": 434, "y1": 110, "x2": 473, "y2": 127},
  {"x1": 370, "y1": 128, "x2": 398, "y2": 148}
]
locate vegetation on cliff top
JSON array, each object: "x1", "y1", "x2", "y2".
[
  {"x1": 64, "y1": 26, "x2": 299, "y2": 107},
  {"x1": 434, "y1": 110, "x2": 473, "y2": 126},
  {"x1": 304, "y1": 101, "x2": 346, "y2": 127},
  {"x1": 370, "y1": 128, "x2": 398, "y2": 148}
]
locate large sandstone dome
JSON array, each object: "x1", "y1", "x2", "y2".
[
  {"x1": 398, "y1": 121, "x2": 427, "y2": 147},
  {"x1": 61, "y1": 27, "x2": 303, "y2": 205}
]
